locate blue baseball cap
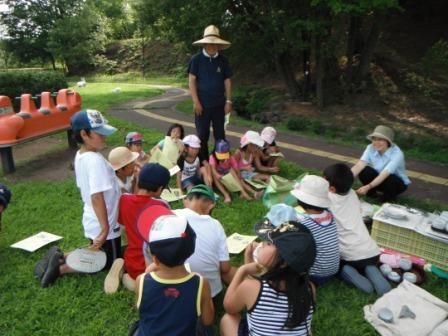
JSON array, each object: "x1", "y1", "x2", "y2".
[
  {"x1": 0, "y1": 184, "x2": 11, "y2": 208},
  {"x1": 139, "y1": 163, "x2": 171, "y2": 188},
  {"x1": 254, "y1": 203, "x2": 298, "y2": 239},
  {"x1": 71, "y1": 109, "x2": 117, "y2": 136}
]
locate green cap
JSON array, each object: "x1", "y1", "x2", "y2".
[{"x1": 187, "y1": 184, "x2": 216, "y2": 202}]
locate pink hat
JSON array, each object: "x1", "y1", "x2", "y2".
[
  {"x1": 240, "y1": 130, "x2": 264, "y2": 148},
  {"x1": 182, "y1": 134, "x2": 201, "y2": 148},
  {"x1": 261, "y1": 127, "x2": 277, "y2": 145}
]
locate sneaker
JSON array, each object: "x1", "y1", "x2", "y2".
[
  {"x1": 340, "y1": 265, "x2": 374, "y2": 294},
  {"x1": 40, "y1": 251, "x2": 63, "y2": 288},
  {"x1": 365, "y1": 265, "x2": 392, "y2": 295},
  {"x1": 122, "y1": 273, "x2": 136, "y2": 292},
  {"x1": 34, "y1": 246, "x2": 62, "y2": 280},
  {"x1": 104, "y1": 258, "x2": 124, "y2": 294}
]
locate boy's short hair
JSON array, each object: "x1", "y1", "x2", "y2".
[
  {"x1": 72, "y1": 129, "x2": 90, "y2": 144},
  {"x1": 323, "y1": 163, "x2": 354, "y2": 195},
  {"x1": 138, "y1": 163, "x2": 170, "y2": 192},
  {"x1": 137, "y1": 205, "x2": 196, "y2": 267}
]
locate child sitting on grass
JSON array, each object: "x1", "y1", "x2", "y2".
[
  {"x1": 233, "y1": 130, "x2": 276, "y2": 183},
  {"x1": 324, "y1": 163, "x2": 391, "y2": 295},
  {"x1": 125, "y1": 132, "x2": 149, "y2": 165},
  {"x1": 114, "y1": 163, "x2": 171, "y2": 293},
  {"x1": 131, "y1": 205, "x2": 214, "y2": 336},
  {"x1": 176, "y1": 134, "x2": 212, "y2": 192},
  {"x1": 258, "y1": 126, "x2": 282, "y2": 170},
  {"x1": 290, "y1": 175, "x2": 340, "y2": 285},
  {"x1": 152, "y1": 123, "x2": 185, "y2": 153},
  {"x1": 34, "y1": 109, "x2": 122, "y2": 288},
  {"x1": 108, "y1": 147, "x2": 139, "y2": 194},
  {"x1": 221, "y1": 222, "x2": 316, "y2": 336},
  {"x1": 209, "y1": 139, "x2": 254, "y2": 203},
  {"x1": 0, "y1": 183, "x2": 11, "y2": 231}
]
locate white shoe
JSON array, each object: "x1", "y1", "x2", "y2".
[
  {"x1": 104, "y1": 258, "x2": 124, "y2": 294},
  {"x1": 122, "y1": 273, "x2": 136, "y2": 292}
]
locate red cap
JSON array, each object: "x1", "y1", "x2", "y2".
[{"x1": 137, "y1": 205, "x2": 173, "y2": 242}]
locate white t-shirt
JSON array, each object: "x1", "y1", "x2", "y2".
[
  {"x1": 173, "y1": 208, "x2": 229, "y2": 297},
  {"x1": 74, "y1": 151, "x2": 121, "y2": 240},
  {"x1": 117, "y1": 176, "x2": 133, "y2": 193},
  {"x1": 328, "y1": 189, "x2": 380, "y2": 261}
]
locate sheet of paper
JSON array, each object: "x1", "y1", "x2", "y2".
[
  {"x1": 162, "y1": 136, "x2": 180, "y2": 164},
  {"x1": 160, "y1": 188, "x2": 186, "y2": 203},
  {"x1": 244, "y1": 178, "x2": 268, "y2": 189},
  {"x1": 269, "y1": 152, "x2": 284, "y2": 158},
  {"x1": 11, "y1": 231, "x2": 63, "y2": 252},
  {"x1": 149, "y1": 147, "x2": 174, "y2": 169},
  {"x1": 227, "y1": 233, "x2": 257, "y2": 254},
  {"x1": 221, "y1": 173, "x2": 243, "y2": 192},
  {"x1": 169, "y1": 165, "x2": 180, "y2": 176}
]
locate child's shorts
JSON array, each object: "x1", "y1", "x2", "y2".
[
  {"x1": 238, "y1": 318, "x2": 249, "y2": 336},
  {"x1": 89, "y1": 236, "x2": 122, "y2": 270},
  {"x1": 241, "y1": 170, "x2": 257, "y2": 181},
  {"x1": 181, "y1": 175, "x2": 203, "y2": 190}
]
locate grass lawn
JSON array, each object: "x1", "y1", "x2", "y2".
[{"x1": 0, "y1": 81, "x2": 446, "y2": 335}]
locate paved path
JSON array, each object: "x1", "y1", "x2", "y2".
[{"x1": 107, "y1": 86, "x2": 448, "y2": 205}]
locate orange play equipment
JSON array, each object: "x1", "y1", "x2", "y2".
[{"x1": 0, "y1": 89, "x2": 81, "y2": 173}]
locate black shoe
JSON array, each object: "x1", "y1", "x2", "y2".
[
  {"x1": 40, "y1": 251, "x2": 63, "y2": 288},
  {"x1": 34, "y1": 246, "x2": 62, "y2": 280}
]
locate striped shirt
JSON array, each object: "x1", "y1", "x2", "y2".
[
  {"x1": 298, "y1": 211, "x2": 340, "y2": 277},
  {"x1": 247, "y1": 280, "x2": 313, "y2": 336}
]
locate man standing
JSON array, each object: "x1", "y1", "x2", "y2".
[{"x1": 188, "y1": 25, "x2": 233, "y2": 161}]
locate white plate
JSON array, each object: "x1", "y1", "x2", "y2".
[{"x1": 383, "y1": 208, "x2": 408, "y2": 220}]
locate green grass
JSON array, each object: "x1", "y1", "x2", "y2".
[{"x1": 1, "y1": 81, "x2": 447, "y2": 336}]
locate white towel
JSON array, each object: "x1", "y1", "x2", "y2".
[{"x1": 364, "y1": 280, "x2": 448, "y2": 336}]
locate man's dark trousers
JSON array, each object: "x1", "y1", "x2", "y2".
[{"x1": 195, "y1": 105, "x2": 225, "y2": 162}]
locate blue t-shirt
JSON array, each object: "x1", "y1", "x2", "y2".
[
  {"x1": 137, "y1": 272, "x2": 203, "y2": 336},
  {"x1": 360, "y1": 144, "x2": 411, "y2": 185},
  {"x1": 187, "y1": 51, "x2": 232, "y2": 108}
]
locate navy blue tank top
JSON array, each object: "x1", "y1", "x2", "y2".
[{"x1": 137, "y1": 272, "x2": 203, "y2": 336}]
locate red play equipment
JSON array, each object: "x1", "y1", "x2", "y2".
[{"x1": 0, "y1": 89, "x2": 82, "y2": 173}]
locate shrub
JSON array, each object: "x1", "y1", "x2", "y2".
[
  {"x1": 233, "y1": 86, "x2": 283, "y2": 119},
  {"x1": 0, "y1": 71, "x2": 68, "y2": 111},
  {"x1": 421, "y1": 40, "x2": 448, "y2": 80}
]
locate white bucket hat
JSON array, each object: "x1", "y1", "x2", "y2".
[
  {"x1": 182, "y1": 134, "x2": 201, "y2": 148},
  {"x1": 261, "y1": 126, "x2": 277, "y2": 145},
  {"x1": 108, "y1": 146, "x2": 139, "y2": 171},
  {"x1": 193, "y1": 25, "x2": 231, "y2": 50},
  {"x1": 290, "y1": 175, "x2": 330, "y2": 208},
  {"x1": 240, "y1": 130, "x2": 264, "y2": 148}
]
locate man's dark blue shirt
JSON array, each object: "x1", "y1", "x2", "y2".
[{"x1": 187, "y1": 52, "x2": 232, "y2": 108}]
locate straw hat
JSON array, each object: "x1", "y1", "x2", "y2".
[
  {"x1": 367, "y1": 125, "x2": 395, "y2": 144},
  {"x1": 193, "y1": 25, "x2": 231, "y2": 50},
  {"x1": 108, "y1": 147, "x2": 139, "y2": 171}
]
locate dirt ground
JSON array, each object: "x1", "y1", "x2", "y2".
[{"x1": 1, "y1": 136, "x2": 78, "y2": 183}]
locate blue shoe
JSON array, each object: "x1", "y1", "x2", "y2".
[
  {"x1": 365, "y1": 265, "x2": 392, "y2": 295},
  {"x1": 340, "y1": 265, "x2": 374, "y2": 293}
]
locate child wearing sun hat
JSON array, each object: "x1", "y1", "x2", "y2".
[
  {"x1": 108, "y1": 147, "x2": 139, "y2": 193},
  {"x1": 130, "y1": 205, "x2": 214, "y2": 336},
  {"x1": 290, "y1": 175, "x2": 340, "y2": 285}
]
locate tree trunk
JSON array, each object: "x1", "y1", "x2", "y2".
[
  {"x1": 302, "y1": 31, "x2": 311, "y2": 101},
  {"x1": 346, "y1": 16, "x2": 361, "y2": 85},
  {"x1": 275, "y1": 51, "x2": 301, "y2": 99},
  {"x1": 356, "y1": 12, "x2": 384, "y2": 83},
  {"x1": 315, "y1": 37, "x2": 324, "y2": 109}
]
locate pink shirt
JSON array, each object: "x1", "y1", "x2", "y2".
[{"x1": 209, "y1": 155, "x2": 237, "y2": 176}]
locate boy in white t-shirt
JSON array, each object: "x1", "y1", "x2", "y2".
[
  {"x1": 324, "y1": 163, "x2": 390, "y2": 295},
  {"x1": 34, "y1": 109, "x2": 123, "y2": 288},
  {"x1": 173, "y1": 184, "x2": 236, "y2": 298}
]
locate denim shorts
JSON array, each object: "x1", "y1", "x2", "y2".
[{"x1": 241, "y1": 170, "x2": 257, "y2": 181}]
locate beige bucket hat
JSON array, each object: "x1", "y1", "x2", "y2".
[
  {"x1": 367, "y1": 125, "x2": 395, "y2": 144},
  {"x1": 193, "y1": 25, "x2": 231, "y2": 50},
  {"x1": 108, "y1": 146, "x2": 139, "y2": 171}
]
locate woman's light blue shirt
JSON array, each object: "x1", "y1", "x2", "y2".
[{"x1": 360, "y1": 144, "x2": 411, "y2": 185}]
